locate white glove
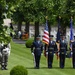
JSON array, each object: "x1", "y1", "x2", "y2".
[
  {"x1": 41, "y1": 53, "x2": 43, "y2": 55},
  {"x1": 0, "y1": 52, "x2": 2, "y2": 57},
  {"x1": 8, "y1": 50, "x2": 10, "y2": 56},
  {"x1": 46, "y1": 52, "x2": 48, "y2": 55},
  {"x1": 71, "y1": 52, "x2": 73, "y2": 55},
  {"x1": 32, "y1": 53, "x2": 34, "y2": 56},
  {"x1": 58, "y1": 52, "x2": 60, "y2": 55}
]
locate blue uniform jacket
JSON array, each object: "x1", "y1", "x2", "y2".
[
  {"x1": 48, "y1": 41, "x2": 57, "y2": 54},
  {"x1": 60, "y1": 40, "x2": 67, "y2": 54},
  {"x1": 31, "y1": 41, "x2": 43, "y2": 55}
]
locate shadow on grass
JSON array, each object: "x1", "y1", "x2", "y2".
[{"x1": 26, "y1": 66, "x2": 75, "y2": 69}]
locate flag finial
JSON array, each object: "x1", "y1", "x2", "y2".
[
  {"x1": 45, "y1": 16, "x2": 48, "y2": 20},
  {"x1": 59, "y1": 16, "x2": 61, "y2": 19}
]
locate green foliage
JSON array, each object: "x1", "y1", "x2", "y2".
[
  {"x1": 3, "y1": 0, "x2": 75, "y2": 27},
  {"x1": 10, "y1": 65, "x2": 28, "y2": 75},
  {"x1": 25, "y1": 37, "x2": 34, "y2": 48},
  {"x1": 0, "y1": 0, "x2": 12, "y2": 43},
  {"x1": 0, "y1": 26, "x2": 11, "y2": 43}
]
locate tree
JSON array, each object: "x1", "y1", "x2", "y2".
[
  {"x1": 19, "y1": 0, "x2": 35, "y2": 35},
  {"x1": 32, "y1": 0, "x2": 54, "y2": 39},
  {"x1": 0, "y1": 0, "x2": 11, "y2": 43},
  {"x1": 52, "y1": 0, "x2": 68, "y2": 35}
]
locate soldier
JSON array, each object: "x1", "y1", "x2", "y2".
[
  {"x1": 31, "y1": 35, "x2": 43, "y2": 69},
  {"x1": 1, "y1": 43, "x2": 11, "y2": 70},
  {"x1": 59, "y1": 35, "x2": 67, "y2": 68},
  {"x1": 71, "y1": 36, "x2": 75, "y2": 68},
  {"x1": 0, "y1": 42, "x2": 4, "y2": 64},
  {"x1": 45, "y1": 35, "x2": 57, "y2": 68}
]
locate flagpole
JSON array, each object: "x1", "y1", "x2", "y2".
[
  {"x1": 56, "y1": 16, "x2": 61, "y2": 67},
  {"x1": 70, "y1": 16, "x2": 73, "y2": 58},
  {"x1": 43, "y1": 16, "x2": 49, "y2": 67},
  {"x1": 56, "y1": 16, "x2": 61, "y2": 59}
]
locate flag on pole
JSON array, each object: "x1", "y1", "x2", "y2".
[
  {"x1": 70, "y1": 18, "x2": 73, "y2": 41},
  {"x1": 42, "y1": 20, "x2": 49, "y2": 45},
  {"x1": 56, "y1": 17, "x2": 61, "y2": 59},
  {"x1": 69, "y1": 17, "x2": 74, "y2": 58},
  {"x1": 70, "y1": 17, "x2": 73, "y2": 48},
  {"x1": 56, "y1": 18, "x2": 61, "y2": 43}
]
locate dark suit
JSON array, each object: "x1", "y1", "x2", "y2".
[
  {"x1": 47, "y1": 41, "x2": 57, "y2": 68},
  {"x1": 59, "y1": 40, "x2": 67, "y2": 68},
  {"x1": 72, "y1": 41, "x2": 75, "y2": 68},
  {"x1": 31, "y1": 41, "x2": 43, "y2": 68}
]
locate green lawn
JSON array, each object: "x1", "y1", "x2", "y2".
[{"x1": 0, "y1": 41, "x2": 75, "y2": 75}]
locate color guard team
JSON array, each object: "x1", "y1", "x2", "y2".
[
  {"x1": 31, "y1": 35, "x2": 75, "y2": 69},
  {"x1": 0, "y1": 34, "x2": 75, "y2": 70}
]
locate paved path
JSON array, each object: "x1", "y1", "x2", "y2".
[{"x1": 12, "y1": 39, "x2": 26, "y2": 44}]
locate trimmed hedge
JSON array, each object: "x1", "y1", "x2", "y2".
[
  {"x1": 10, "y1": 65, "x2": 28, "y2": 75},
  {"x1": 25, "y1": 37, "x2": 34, "y2": 48}
]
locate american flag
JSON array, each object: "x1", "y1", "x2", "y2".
[{"x1": 42, "y1": 20, "x2": 49, "y2": 45}]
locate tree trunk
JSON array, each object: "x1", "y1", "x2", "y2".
[
  {"x1": 61, "y1": 25, "x2": 66, "y2": 36},
  {"x1": 25, "y1": 21, "x2": 30, "y2": 34},
  {"x1": 18, "y1": 21, "x2": 22, "y2": 31},
  {"x1": 35, "y1": 21, "x2": 39, "y2": 40}
]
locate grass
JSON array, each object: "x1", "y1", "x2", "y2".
[{"x1": 0, "y1": 41, "x2": 75, "y2": 75}]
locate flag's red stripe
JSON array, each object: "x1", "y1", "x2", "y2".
[
  {"x1": 43, "y1": 35, "x2": 49, "y2": 40},
  {"x1": 44, "y1": 31, "x2": 49, "y2": 35},
  {"x1": 42, "y1": 38, "x2": 49, "y2": 43}
]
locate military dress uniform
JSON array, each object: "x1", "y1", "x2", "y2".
[
  {"x1": 31, "y1": 36, "x2": 43, "y2": 69},
  {"x1": 59, "y1": 37, "x2": 67, "y2": 68},
  {"x1": 46, "y1": 35, "x2": 57, "y2": 68},
  {"x1": 71, "y1": 37, "x2": 75, "y2": 68}
]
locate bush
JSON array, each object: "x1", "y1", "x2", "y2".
[
  {"x1": 10, "y1": 65, "x2": 28, "y2": 75},
  {"x1": 25, "y1": 37, "x2": 34, "y2": 48}
]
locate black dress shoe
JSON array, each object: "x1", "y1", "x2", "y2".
[
  {"x1": 48, "y1": 66, "x2": 52, "y2": 69},
  {"x1": 34, "y1": 67, "x2": 39, "y2": 69},
  {"x1": 1, "y1": 67, "x2": 4, "y2": 70}
]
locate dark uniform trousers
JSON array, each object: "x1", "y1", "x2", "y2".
[
  {"x1": 47, "y1": 41, "x2": 57, "y2": 68},
  {"x1": 59, "y1": 41, "x2": 67, "y2": 68},
  {"x1": 59, "y1": 53, "x2": 65, "y2": 68},
  {"x1": 72, "y1": 52, "x2": 75, "y2": 68},
  {"x1": 72, "y1": 42, "x2": 75, "y2": 68},
  {"x1": 31, "y1": 41, "x2": 43, "y2": 68},
  {"x1": 34, "y1": 54, "x2": 41, "y2": 68}
]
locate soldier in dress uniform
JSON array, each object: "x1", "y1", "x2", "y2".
[
  {"x1": 59, "y1": 35, "x2": 67, "y2": 68},
  {"x1": 71, "y1": 36, "x2": 75, "y2": 68},
  {"x1": 45, "y1": 35, "x2": 57, "y2": 68},
  {"x1": 31, "y1": 35, "x2": 43, "y2": 69}
]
